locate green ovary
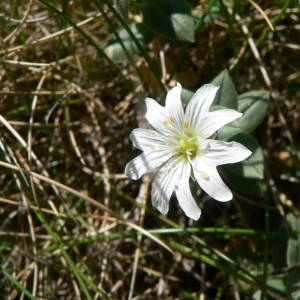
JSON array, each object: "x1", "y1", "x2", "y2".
[{"x1": 178, "y1": 137, "x2": 198, "y2": 158}]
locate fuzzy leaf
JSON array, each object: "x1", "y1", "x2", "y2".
[
  {"x1": 238, "y1": 90, "x2": 270, "y2": 133},
  {"x1": 286, "y1": 213, "x2": 300, "y2": 231},
  {"x1": 287, "y1": 272, "x2": 300, "y2": 300},
  {"x1": 141, "y1": 0, "x2": 194, "y2": 42},
  {"x1": 115, "y1": 0, "x2": 129, "y2": 20},
  {"x1": 209, "y1": 105, "x2": 242, "y2": 140},
  {"x1": 226, "y1": 133, "x2": 264, "y2": 179},
  {"x1": 287, "y1": 238, "x2": 300, "y2": 268},
  {"x1": 102, "y1": 23, "x2": 154, "y2": 62},
  {"x1": 222, "y1": 166, "x2": 264, "y2": 197},
  {"x1": 181, "y1": 88, "x2": 194, "y2": 105},
  {"x1": 211, "y1": 70, "x2": 238, "y2": 109}
]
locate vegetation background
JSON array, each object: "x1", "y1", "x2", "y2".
[{"x1": 0, "y1": 0, "x2": 300, "y2": 299}]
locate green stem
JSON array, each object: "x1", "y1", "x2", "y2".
[
  {"x1": 260, "y1": 183, "x2": 269, "y2": 300},
  {"x1": 167, "y1": 0, "x2": 219, "y2": 84},
  {"x1": 100, "y1": 0, "x2": 166, "y2": 94},
  {"x1": 38, "y1": 0, "x2": 126, "y2": 81}
]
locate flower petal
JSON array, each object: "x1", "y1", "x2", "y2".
[
  {"x1": 175, "y1": 162, "x2": 201, "y2": 220},
  {"x1": 185, "y1": 84, "x2": 219, "y2": 129},
  {"x1": 165, "y1": 83, "x2": 184, "y2": 126},
  {"x1": 130, "y1": 128, "x2": 166, "y2": 151},
  {"x1": 125, "y1": 150, "x2": 172, "y2": 180},
  {"x1": 193, "y1": 159, "x2": 232, "y2": 201},
  {"x1": 145, "y1": 98, "x2": 174, "y2": 134},
  {"x1": 198, "y1": 109, "x2": 242, "y2": 136},
  {"x1": 198, "y1": 139, "x2": 252, "y2": 165},
  {"x1": 151, "y1": 157, "x2": 181, "y2": 215}
]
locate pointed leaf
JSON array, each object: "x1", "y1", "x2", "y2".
[
  {"x1": 102, "y1": 23, "x2": 154, "y2": 62},
  {"x1": 226, "y1": 133, "x2": 264, "y2": 179},
  {"x1": 287, "y1": 271, "x2": 300, "y2": 300},
  {"x1": 253, "y1": 276, "x2": 286, "y2": 300},
  {"x1": 211, "y1": 70, "x2": 238, "y2": 109},
  {"x1": 286, "y1": 213, "x2": 300, "y2": 231},
  {"x1": 181, "y1": 88, "x2": 194, "y2": 105},
  {"x1": 286, "y1": 213, "x2": 300, "y2": 269},
  {"x1": 222, "y1": 166, "x2": 264, "y2": 197},
  {"x1": 287, "y1": 238, "x2": 300, "y2": 268},
  {"x1": 115, "y1": 0, "x2": 129, "y2": 20},
  {"x1": 238, "y1": 90, "x2": 270, "y2": 133},
  {"x1": 141, "y1": 0, "x2": 194, "y2": 42},
  {"x1": 210, "y1": 105, "x2": 242, "y2": 140}
]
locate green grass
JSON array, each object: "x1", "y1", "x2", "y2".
[{"x1": 0, "y1": 0, "x2": 300, "y2": 299}]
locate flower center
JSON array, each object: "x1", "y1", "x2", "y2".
[{"x1": 178, "y1": 137, "x2": 198, "y2": 158}]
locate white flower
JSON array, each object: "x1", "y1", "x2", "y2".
[{"x1": 125, "y1": 83, "x2": 252, "y2": 220}]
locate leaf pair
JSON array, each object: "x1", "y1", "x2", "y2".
[
  {"x1": 182, "y1": 70, "x2": 268, "y2": 194},
  {"x1": 105, "y1": 0, "x2": 196, "y2": 61}
]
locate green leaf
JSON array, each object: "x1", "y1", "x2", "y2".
[
  {"x1": 286, "y1": 215, "x2": 300, "y2": 271},
  {"x1": 285, "y1": 214, "x2": 300, "y2": 272},
  {"x1": 210, "y1": 105, "x2": 242, "y2": 140},
  {"x1": 287, "y1": 271, "x2": 300, "y2": 300},
  {"x1": 287, "y1": 238, "x2": 300, "y2": 267},
  {"x1": 141, "y1": 0, "x2": 194, "y2": 42},
  {"x1": 211, "y1": 70, "x2": 238, "y2": 109},
  {"x1": 181, "y1": 88, "x2": 194, "y2": 105},
  {"x1": 226, "y1": 133, "x2": 264, "y2": 179},
  {"x1": 102, "y1": 23, "x2": 154, "y2": 62},
  {"x1": 217, "y1": 119, "x2": 242, "y2": 141},
  {"x1": 222, "y1": 166, "x2": 264, "y2": 197},
  {"x1": 286, "y1": 213, "x2": 300, "y2": 231},
  {"x1": 253, "y1": 276, "x2": 286, "y2": 299},
  {"x1": 115, "y1": 0, "x2": 129, "y2": 20},
  {"x1": 238, "y1": 90, "x2": 270, "y2": 133}
]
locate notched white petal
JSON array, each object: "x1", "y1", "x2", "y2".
[
  {"x1": 198, "y1": 109, "x2": 242, "y2": 136},
  {"x1": 130, "y1": 128, "x2": 166, "y2": 151},
  {"x1": 175, "y1": 163, "x2": 201, "y2": 220},
  {"x1": 145, "y1": 98, "x2": 174, "y2": 134},
  {"x1": 165, "y1": 82, "x2": 184, "y2": 126},
  {"x1": 199, "y1": 139, "x2": 252, "y2": 166},
  {"x1": 125, "y1": 151, "x2": 172, "y2": 180},
  {"x1": 151, "y1": 158, "x2": 180, "y2": 215},
  {"x1": 185, "y1": 84, "x2": 219, "y2": 129},
  {"x1": 193, "y1": 160, "x2": 232, "y2": 202}
]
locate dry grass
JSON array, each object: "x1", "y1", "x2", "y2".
[{"x1": 0, "y1": 0, "x2": 300, "y2": 299}]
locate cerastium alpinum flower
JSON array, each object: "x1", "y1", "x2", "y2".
[{"x1": 125, "y1": 83, "x2": 252, "y2": 220}]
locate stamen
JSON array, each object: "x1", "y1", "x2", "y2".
[
  {"x1": 170, "y1": 116, "x2": 175, "y2": 123},
  {"x1": 164, "y1": 120, "x2": 169, "y2": 126},
  {"x1": 183, "y1": 121, "x2": 189, "y2": 128},
  {"x1": 200, "y1": 172, "x2": 209, "y2": 180},
  {"x1": 186, "y1": 148, "x2": 195, "y2": 156},
  {"x1": 187, "y1": 156, "x2": 209, "y2": 180}
]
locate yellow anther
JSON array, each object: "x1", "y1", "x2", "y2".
[
  {"x1": 170, "y1": 116, "x2": 175, "y2": 123},
  {"x1": 163, "y1": 120, "x2": 169, "y2": 126},
  {"x1": 200, "y1": 172, "x2": 209, "y2": 180},
  {"x1": 183, "y1": 121, "x2": 189, "y2": 128}
]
